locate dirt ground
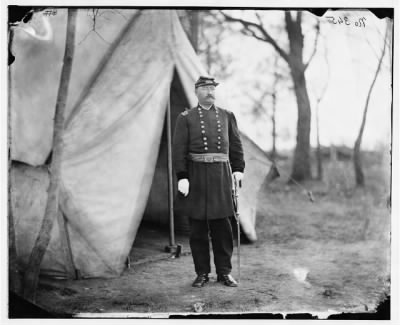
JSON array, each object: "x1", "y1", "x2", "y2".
[{"x1": 33, "y1": 159, "x2": 391, "y2": 318}]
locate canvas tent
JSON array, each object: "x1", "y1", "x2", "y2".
[{"x1": 10, "y1": 9, "x2": 272, "y2": 279}]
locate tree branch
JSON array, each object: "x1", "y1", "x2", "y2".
[
  {"x1": 304, "y1": 20, "x2": 320, "y2": 71},
  {"x1": 241, "y1": 26, "x2": 270, "y2": 43},
  {"x1": 284, "y1": 11, "x2": 293, "y2": 31},
  {"x1": 78, "y1": 9, "x2": 111, "y2": 45},
  {"x1": 363, "y1": 29, "x2": 391, "y2": 71},
  {"x1": 255, "y1": 11, "x2": 264, "y2": 28},
  {"x1": 296, "y1": 11, "x2": 302, "y2": 26},
  {"x1": 220, "y1": 11, "x2": 290, "y2": 63},
  {"x1": 316, "y1": 37, "x2": 330, "y2": 103}
]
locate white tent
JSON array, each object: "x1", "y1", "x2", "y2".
[{"x1": 11, "y1": 9, "x2": 272, "y2": 278}]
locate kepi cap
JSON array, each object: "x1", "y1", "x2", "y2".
[{"x1": 195, "y1": 76, "x2": 219, "y2": 88}]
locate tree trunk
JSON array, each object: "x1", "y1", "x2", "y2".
[
  {"x1": 269, "y1": 54, "x2": 281, "y2": 162},
  {"x1": 286, "y1": 11, "x2": 312, "y2": 182},
  {"x1": 316, "y1": 101, "x2": 323, "y2": 180},
  {"x1": 8, "y1": 28, "x2": 22, "y2": 295},
  {"x1": 271, "y1": 92, "x2": 277, "y2": 161},
  {"x1": 353, "y1": 20, "x2": 389, "y2": 187},
  {"x1": 220, "y1": 10, "x2": 315, "y2": 182},
  {"x1": 315, "y1": 41, "x2": 329, "y2": 182},
  {"x1": 22, "y1": 8, "x2": 77, "y2": 302},
  {"x1": 290, "y1": 65, "x2": 312, "y2": 181},
  {"x1": 354, "y1": 138, "x2": 364, "y2": 186}
]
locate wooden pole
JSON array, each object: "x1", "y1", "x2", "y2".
[
  {"x1": 166, "y1": 95, "x2": 176, "y2": 248},
  {"x1": 23, "y1": 8, "x2": 78, "y2": 302}
]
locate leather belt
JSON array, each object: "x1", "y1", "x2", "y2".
[{"x1": 188, "y1": 153, "x2": 229, "y2": 163}]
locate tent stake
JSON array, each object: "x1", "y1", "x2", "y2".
[{"x1": 165, "y1": 93, "x2": 181, "y2": 257}]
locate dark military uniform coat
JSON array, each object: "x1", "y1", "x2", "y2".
[{"x1": 172, "y1": 104, "x2": 245, "y2": 220}]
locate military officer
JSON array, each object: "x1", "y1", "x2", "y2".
[{"x1": 172, "y1": 76, "x2": 245, "y2": 288}]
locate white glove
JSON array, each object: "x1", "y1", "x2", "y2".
[
  {"x1": 178, "y1": 179, "x2": 189, "y2": 196},
  {"x1": 233, "y1": 172, "x2": 244, "y2": 187}
]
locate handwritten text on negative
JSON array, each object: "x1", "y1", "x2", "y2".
[{"x1": 326, "y1": 16, "x2": 366, "y2": 28}]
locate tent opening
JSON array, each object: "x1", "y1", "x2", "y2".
[{"x1": 142, "y1": 68, "x2": 191, "y2": 235}]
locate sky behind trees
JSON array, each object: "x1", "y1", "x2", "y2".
[
  {"x1": 9, "y1": 7, "x2": 393, "y2": 154},
  {"x1": 202, "y1": 9, "x2": 392, "y2": 152}
]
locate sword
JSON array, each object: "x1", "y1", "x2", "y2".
[{"x1": 233, "y1": 177, "x2": 241, "y2": 284}]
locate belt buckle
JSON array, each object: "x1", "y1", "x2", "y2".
[{"x1": 204, "y1": 156, "x2": 213, "y2": 163}]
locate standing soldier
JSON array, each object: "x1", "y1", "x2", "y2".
[{"x1": 173, "y1": 76, "x2": 245, "y2": 288}]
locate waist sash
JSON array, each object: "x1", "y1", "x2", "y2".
[{"x1": 188, "y1": 153, "x2": 229, "y2": 163}]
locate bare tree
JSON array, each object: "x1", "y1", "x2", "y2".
[
  {"x1": 219, "y1": 10, "x2": 320, "y2": 181},
  {"x1": 248, "y1": 87, "x2": 273, "y2": 154},
  {"x1": 353, "y1": 19, "x2": 390, "y2": 187},
  {"x1": 248, "y1": 55, "x2": 287, "y2": 161},
  {"x1": 269, "y1": 56, "x2": 285, "y2": 161},
  {"x1": 23, "y1": 8, "x2": 78, "y2": 302},
  {"x1": 313, "y1": 36, "x2": 330, "y2": 181},
  {"x1": 197, "y1": 12, "x2": 233, "y2": 79}
]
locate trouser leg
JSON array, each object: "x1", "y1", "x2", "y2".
[
  {"x1": 189, "y1": 218, "x2": 211, "y2": 275},
  {"x1": 209, "y1": 217, "x2": 233, "y2": 275}
]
